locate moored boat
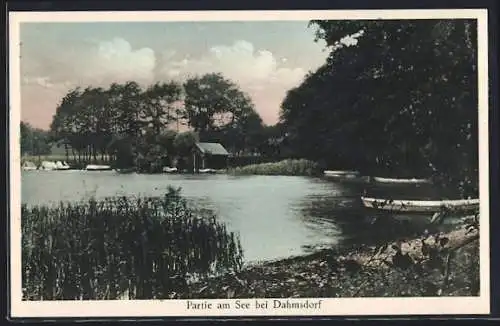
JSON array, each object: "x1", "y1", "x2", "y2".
[
  {"x1": 55, "y1": 161, "x2": 71, "y2": 170},
  {"x1": 86, "y1": 164, "x2": 112, "y2": 171},
  {"x1": 372, "y1": 176, "x2": 432, "y2": 185},
  {"x1": 324, "y1": 170, "x2": 360, "y2": 176},
  {"x1": 324, "y1": 170, "x2": 370, "y2": 184},
  {"x1": 361, "y1": 196, "x2": 480, "y2": 213},
  {"x1": 22, "y1": 161, "x2": 37, "y2": 171},
  {"x1": 40, "y1": 161, "x2": 58, "y2": 170},
  {"x1": 162, "y1": 167, "x2": 178, "y2": 173},
  {"x1": 198, "y1": 168, "x2": 217, "y2": 174}
]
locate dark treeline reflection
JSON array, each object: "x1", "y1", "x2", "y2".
[{"x1": 296, "y1": 181, "x2": 460, "y2": 250}]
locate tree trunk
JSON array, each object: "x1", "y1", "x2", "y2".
[{"x1": 64, "y1": 143, "x2": 69, "y2": 162}]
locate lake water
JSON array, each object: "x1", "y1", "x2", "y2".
[{"x1": 21, "y1": 171, "x2": 451, "y2": 263}]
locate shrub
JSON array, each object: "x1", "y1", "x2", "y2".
[{"x1": 230, "y1": 159, "x2": 322, "y2": 176}]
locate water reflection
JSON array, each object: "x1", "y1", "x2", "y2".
[{"x1": 21, "y1": 171, "x2": 454, "y2": 263}]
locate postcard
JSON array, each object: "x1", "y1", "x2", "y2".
[{"x1": 9, "y1": 9, "x2": 490, "y2": 318}]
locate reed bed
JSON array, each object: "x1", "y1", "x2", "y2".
[
  {"x1": 22, "y1": 187, "x2": 244, "y2": 300},
  {"x1": 230, "y1": 159, "x2": 321, "y2": 176}
]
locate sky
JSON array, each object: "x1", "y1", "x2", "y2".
[{"x1": 19, "y1": 21, "x2": 331, "y2": 129}]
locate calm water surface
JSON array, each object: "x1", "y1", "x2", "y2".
[{"x1": 21, "y1": 171, "x2": 449, "y2": 263}]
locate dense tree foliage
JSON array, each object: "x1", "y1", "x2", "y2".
[
  {"x1": 280, "y1": 19, "x2": 478, "y2": 196},
  {"x1": 20, "y1": 122, "x2": 52, "y2": 157},
  {"x1": 183, "y1": 73, "x2": 265, "y2": 155},
  {"x1": 47, "y1": 74, "x2": 268, "y2": 172}
]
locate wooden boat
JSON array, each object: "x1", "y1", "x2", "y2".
[
  {"x1": 361, "y1": 196, "x2": 480, "y2": 213},
  {"x1": 40, "y1": 161, "x2": 58, "y2": 170},
  {"x1": 324, "y1": 170, "x2": 370, "y2": 184},
  {"x1": 324, "y1": 170, "x2": 360, "y2": 177},
  {"x1": 162, "y1": 167, "x2": 178, "y2": 173},
  {"x1": 198, "y1": 168, "x2": 217, "y2": 174},
  {"x1": 55, "y1": 161, "x2": 71, "y2": 170},
  {"x1": 22, "y1": 161, "x2": 37, "y2": 171},
  {"x1": 85, "y1": 164, "x2": 112, "y2": 171},
  {"x1": 372, "y1": 176, "x2": 432, "y2": 185}
]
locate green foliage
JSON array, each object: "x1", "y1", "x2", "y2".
[
  {"x1": 22, "y1": 187, "x2": 244, "y2": 300},
  {"x1": 281, "y1": 20, "x2": 478, "y2": 197},
  {"x1": 183, "y1": 73, "x2": 241, "y2": 133},
  {"x1": 20, "y1": 122, "x2": 52, "y2": 157},
  {"x1": 171, "y1": 131, "x2": 199, "y2": 171},
  {"x1": 227, "y1": 155, "x2": 278, "y2": 168},
  {"x1": 141, "y1": 82, "x2": 183, "y2": 134},
  {"x1": 49, "y1": 73, "x2": 270, "y2": 171},
  {"x1": 183, "y1": 73, "x2": 266, "y2": 155},
  {"x1": 230, "y1": 159, "x2": 321, "y2": 176},
  {"x1": 133, "y1": 129, "x2": 179, "y2": 173},
  {"x1": 173, "y1": 131, "x2": 199, "y2": 157}
]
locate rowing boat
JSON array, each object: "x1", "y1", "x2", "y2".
[
  {"x1": 40, "y1": 161, "x2": 58, "y2": 170},
  {"x1": 163, "y1": 167, "x2": 178, "y2": 173},
  {"x1": 86, "y1": 164, "x2": 112, "y2": 171},
  {"x1": 324, "y1": 170, "x2": 360, "y2": 176},
  {"x1": 22, "y1": 161, "x2": 37, "y2": 171},
  {"x1": 199, "y1": 168, "x2": 217, "y2": 174},
  {"x1": 323, "y1": 170, "x2": 370, "y2": 184},
  {"x1": 361, "y1": 196, "x2": 480, "y2": 213},
  {"x1": 55, "y1": 161, "x2": 71, "y2": 170},
  {"x1": 372, "y1": 176, "x2": 432, "y2": 185}
]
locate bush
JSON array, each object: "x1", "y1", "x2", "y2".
[
  {"x1": 22, "y1": 187, "x2": 244, "y2": 300},
  {"x1": 227, "y1": 155, "x2": 278, "y2": 168},
  {"x1": 230, "y1": 159, "x2": 322, "y2": 176}
]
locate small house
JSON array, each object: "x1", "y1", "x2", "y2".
[{"x1": 192, "y1": 142, "x2": 229, "y2": 171}]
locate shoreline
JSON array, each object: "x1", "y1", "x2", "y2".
[{"x1": 176, "y1": 220, "x2": 479, "y2": 300}]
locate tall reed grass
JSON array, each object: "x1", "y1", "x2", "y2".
[
  {"x1": 230, "y1": 159, "x2": 321, "y2": 176},
  {"x1": 22, "y1": 187, "x2": 244, "y2": 300}
]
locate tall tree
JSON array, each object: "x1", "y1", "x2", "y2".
[
  {"x1": 141, "y1": 81, "x2": 183, "y2": 135},
  {"x1": 20, "y1": 121, "x2": 51, "y2": 158},
  {"x1": 281, "y1": 19, "x2": 478, "y2": 195},
  {"x1": 182, "y1": 72, "x2": 264, "y2": 154},
  {"x1": 183, "y1": 73, "x2": 242, "y2": 134}
]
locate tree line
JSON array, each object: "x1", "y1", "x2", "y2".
[
  {"x1": 21, "y1": 19, "x2": 479, "y2": 196},
  {"x1": 20, "y1": 122, "x2": 52, "y2": 158},
  {"x1": 46, "y1": 73, "x2": 281, "y2": 172},
  {"x1": 279, "y1": 19, "x2": 478, "y2": 196}
]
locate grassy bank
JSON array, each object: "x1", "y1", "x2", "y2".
[
  {"x1": 182, "y1": 221, "x2": 479, "y2": 298},
  {"x1": 22, "y1": 187, "x2": 243, "y2": 300},
  {"x1": 229, "y1": 159, "x2": 322, "y2": 177}
]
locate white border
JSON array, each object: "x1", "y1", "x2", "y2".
[{"x1": 9, "y1": 9, "x2": 490, "y2": 318}]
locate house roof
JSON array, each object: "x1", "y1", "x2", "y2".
[{"x1": 195, "y1": 142, "x2": 229, "y2": 156}]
